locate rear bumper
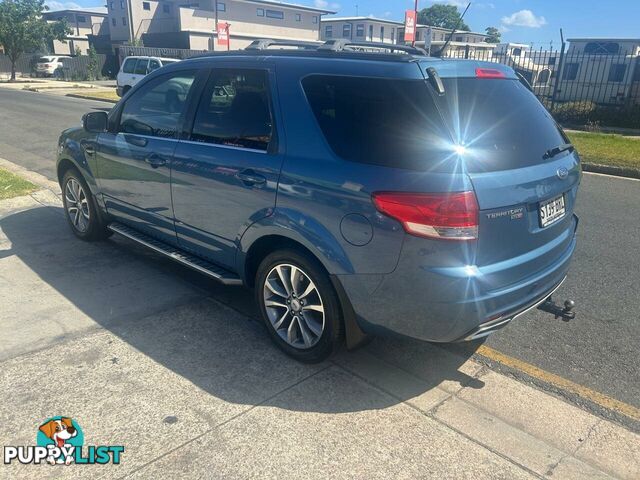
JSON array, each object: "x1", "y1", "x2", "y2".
[{"x1": 338, "y1": 216, "x2": 578, "y2": 343}]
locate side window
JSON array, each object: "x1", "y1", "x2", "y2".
[
  {"x1": 148, "y1": 59, "x2": 161, "y2": 73},
  {"x1": 134, "y1": 58, "x2": 149, "y2": 75},
  {"x1": 190, "y1": 69, "x2": 273, "y2": 151},
  {"x1": 118, "y1": 71, "x2": 196, "y2": 138},
  {"x1": 122, "y1": 58, "x2": 136, "y2": 74}
]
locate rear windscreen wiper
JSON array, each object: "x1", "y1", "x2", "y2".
[{"x1": 543, "y1": 143, "x2": 574, "y2": 160}]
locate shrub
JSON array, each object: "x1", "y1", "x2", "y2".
[{"x1": 551, "y1": 101, "x2": 640, "y2": 130}]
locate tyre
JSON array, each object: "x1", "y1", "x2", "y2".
[
  {"x1": 61, "y1": 169, "x2": 111, "y2": 241},
  {"x1": 255, "y1": 249, "x2": 344, "y2": 363}
]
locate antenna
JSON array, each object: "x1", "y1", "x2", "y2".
[{"x1": 435, "y1": 2, "x2": 471, "y2": 57}]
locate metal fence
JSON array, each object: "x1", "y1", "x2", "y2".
[{"x1": 441, "y1": 44, "x2": 640, "y2": 129}]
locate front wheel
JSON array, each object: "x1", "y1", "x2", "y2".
[
  {"x1": 255, "y1": 249, "x2": 344, "y2": 363},
  {"x1": 61, "y1": 169, "x2": 111, "y2": 241}
]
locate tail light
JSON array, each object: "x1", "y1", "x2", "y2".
[
  {"x1": 372, "y1": 191, "x2": 479, "y2": 241},
  {"x1": 476, "y1": 67, "x2": 506, "y2": 79}
]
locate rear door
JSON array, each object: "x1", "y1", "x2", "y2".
[
  {"x1": 432, "y1": 75, "x2": 580, "y2": 271},
  {"x1": 171, "y1": 66, "x2": 283, "y2": 270}
]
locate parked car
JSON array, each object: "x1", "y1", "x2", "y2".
[
  {"x1": 116, "y1": 56, "x2": 180, "y2": 97},
  {"x1": 35, "y1": 56, "x2": 71, "y2": 77},
  {"x1": 56, "y1": 41, "x2": 581, "y2": 362}
]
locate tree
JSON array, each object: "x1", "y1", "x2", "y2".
[
  {"x1": 485, "y1": 26, "x2": 501, "y2": 44},
  {"x1": 86, "y1": 45, "x2": 99, "y2": 81},
  {"x1": 418, "y1": 4, "x2": 470, "y2": 31},
  {"x1": 0, "y1": 0, "x2": 70, "y2": 81}
]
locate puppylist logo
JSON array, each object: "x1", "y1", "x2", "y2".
[{"x1": 4, "y1": 417, "x2": 124, "y2": 466}]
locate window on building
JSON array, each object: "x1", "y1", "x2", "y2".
[
  {"x1": 109, "y1": 1, "x2": 114, "y2": 9},
  {"x1": 257, "y1": 8, "x2": 264, "y2": 16},
  {"x1": 302, "y1": 75, "x2": 451, "y2": 170},
  {"x1": 216, "y1": 2, "x2": 225, "y2": 12},
  {"x1": 562, "y1": 63, "x2": 580, "y2": 81},
  {"x1": 76, "y1": 15, "x2": 86, "y2": 22},
  {"x1": 548, "y1": 57, "x2": 556, "y2": 66},
  {"x1": 356, "y1": 24, "x2": 364, "y2": 37},
  {"x1": 512, "y1": 48, "x2": 522, "y2": 57},
  {"x1": 191, "y1": 69, "x2": 273, "y2": 151},
  {"x1": 142, "y1": 2, "x2": 150, "y2": 10},
  {"x1": 368, "y1": 24, "x2": 373, "y2": 40},
  {"x1": 295, "y1": 13, "x2": 301, "y2": 22},
  {"x1": 584, "y1": 42, "x2": 620, "y2": 55},
  {"x1": 391, "y1": 28, "x2": 395, "y2": 44},
  {"x1": 415, "y1": 30, "x2": 420, "y2": 41},
  {"x1": 312, "y1": 16, "x2": 318, "y2": 24},
  {"x1": 608, "y1": 64, "x2": 627, "y2": 82},
  {"x1": 343, "y1": 24, "x2": 351, "y2": 38},
  {"x1": 111, "y1": 17, "x2": 116, "y2": 26},
  {"x1": 380, "y1": 26, "x2": 384, "y2": 41},
  {"x1": 119, "y1": 71, "x2": 196, "y2": 138},
  {"x1": 456, "y1": 35, "x2": 463, "y2": 42},
  {"x1": 162, "y1": 3, "x2": 170, "y2": 13},
  {"x1": 120, "y1": 0, "x2": 124, "y2": 8},
  {"x1": 266, "y1": 9, "x2": 284, "y2": 19},
  {"x1": 122, "y1": 17, "x2": 127, "y2": 26},
  {"x1": 324, "y1": 25, "x2": 332, "y2": 38}
]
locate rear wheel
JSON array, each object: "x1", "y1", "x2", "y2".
[
  {"x1": 255, "y1": 249, "x2": 343, "y2": 363},
  {"x1": 62, "y1": 169, "x2": 111, "y2": 241}
]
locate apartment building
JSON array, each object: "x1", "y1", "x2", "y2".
[
  {"x1": 42, "y1": 7, "x2": 109, "y2": 55},
  {"x1": 411, "y1": 25, "x2": 494, "y2": 56},
  {"x1": 320, "y1": 17, "x2": 403, "y2": 44},
  {"x1": 106, "y1": 0, "x2": 334, "y2": 50}
]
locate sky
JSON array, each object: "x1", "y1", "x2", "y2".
[{"x1": 45, "y1": 0, "x2": 640, "y2": 47}]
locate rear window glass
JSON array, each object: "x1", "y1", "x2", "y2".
[
  {"x1": 434, "y1": 78, "x2": 567, "y2": 172},
  {"x1": 302, "y1": 75, "x2": 453, "y2": 170}
]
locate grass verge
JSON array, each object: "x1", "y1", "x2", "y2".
[
  {"x1": 567, "y1": 131, "x2": 640, "y2": 170},
  {"x1": 68, "y1": 89, "x2": 120, "y2": 102},
  {"x1": 0, "y1": 167, "x2": 37, "y2": 200}
]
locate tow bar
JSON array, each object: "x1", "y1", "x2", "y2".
[{"x1": 537, "y1": 297, "x2": 576, "y2": 321}]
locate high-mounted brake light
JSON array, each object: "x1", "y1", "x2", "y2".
[
  {"x1": 475, "y1": 67, "x2": 506, "y2": 79},
  {"x1": 372, "y1": 191, "x2": 479, "y2": 241}
]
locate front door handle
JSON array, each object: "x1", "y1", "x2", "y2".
[
  {"x1": 124, "y1": 135, "x2": 148, "y2": 148},
  {"x1": 236, "y1": 169, "x2": 266, "y2": 186},
  {"x1": 145, "y1": 153, "x2": 167, "y2": 168}
]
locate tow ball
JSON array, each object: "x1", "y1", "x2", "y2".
[{"x1": 537, "y1": 297, "x2": 576, "y2": 321}]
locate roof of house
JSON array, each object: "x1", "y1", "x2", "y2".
[
  {"x1": 43, "y1": 7, "x2": 108, "y2": 16},
  {"x1": 567, "y1": 38, "x2": 640, "y2": 43}
]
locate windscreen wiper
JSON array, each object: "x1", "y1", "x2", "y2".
[{"x1": 543, "y1": 143, "x2": 574, "y2": 160}]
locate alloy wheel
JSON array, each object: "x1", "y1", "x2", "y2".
[
  {"x1": 65, "y1": 178, "x2": 90, "y2": 233},
  {"x1": 263, "y1": 263, "x2": 325, "y2": 349}
]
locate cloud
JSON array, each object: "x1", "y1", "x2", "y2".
[
  {"x1": 314, "y1": 0, "x2": 340, "y2": 10},
  {"x1": 44, "y1": 0, "x2": 81, "y2": 10},
  {"x1": 501, "y1": 9, "x2": 547, "y2": 28}
]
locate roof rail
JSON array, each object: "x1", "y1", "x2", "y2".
[
  {"x1": 245, "y1": 39, "x2": 321, "y2": 51},
  {"x1": 317, "y1": 39, "x2": 428, "y2": 56}
]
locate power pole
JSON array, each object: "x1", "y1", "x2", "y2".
[{"x1": 412, "y1": 0, "x2": 418, "y2": 47}]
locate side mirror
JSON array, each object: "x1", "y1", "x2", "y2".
[{"x1": 82, "y1": 111, "x2": 108, "y2": 133}]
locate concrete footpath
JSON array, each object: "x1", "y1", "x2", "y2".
[{"x1": 1, "y1": 171, "x2": 638, "y2": 478}]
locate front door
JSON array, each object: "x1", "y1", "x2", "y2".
[
  {"x1": 95, "y1": 69, "x2": 199, "y2": 244},
  {"x1": 171, "y1": 67, "x2": 284, "y2": 269}
]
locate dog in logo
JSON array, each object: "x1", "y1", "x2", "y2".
[{"x1": 39, "y1": 417, "x2": 77, "y2": 465}]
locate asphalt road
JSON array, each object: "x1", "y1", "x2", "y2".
[{"x1": 1, "y1": 88, "x2": 638, "y2": 419}]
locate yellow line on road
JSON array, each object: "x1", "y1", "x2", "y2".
[{"x1": 476, "y1": 345, "x2": 640, "y2": 422}]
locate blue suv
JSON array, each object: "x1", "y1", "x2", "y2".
[{"x1": 57, "y1": 40, "x2": 580, "y2": 362}]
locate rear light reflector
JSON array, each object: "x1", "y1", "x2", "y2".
[
  {"x1": 476, "y1": 67, "x2": 506, "y2": 79},
  {"x1": 372, "y1": 191, "x2": 479, "y2": 241}
]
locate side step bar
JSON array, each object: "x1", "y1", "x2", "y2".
[{"x1": 107, "y1": 222, "x2": 243, "y2": 286}]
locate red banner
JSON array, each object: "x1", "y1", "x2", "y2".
[
  {"x1": 217, "y1": 22, "x2": 229, "y2": 48},
  {"x1": 404, "y1": 10, "x2": 417, "y2": 43}
]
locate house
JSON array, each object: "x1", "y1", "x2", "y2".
[
  {"x1": 411, "y1": 25, "x2": 495, "y2": 57},
  {"x1": 106, "y1": 0, "x2": 335, "y2": 50},
  {"x1": 42, "y1": 7, "x2": 109, "y2": 55},
  {"x1": 320, "y1": 17, "x2": 403, "y2": 44}
]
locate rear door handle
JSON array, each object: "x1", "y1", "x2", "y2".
[
  {"x1": 236, "y1": 169, "x2": 266, "y2": 186},
  {"x1": 145, "y1": 154, "x2": 167, "y2": 168}
]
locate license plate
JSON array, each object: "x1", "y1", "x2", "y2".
[{"x1": 539, "y1": 194, "x2": 566, "y2": 227}]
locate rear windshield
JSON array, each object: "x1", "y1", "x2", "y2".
[
  {"x1": 302, "y1": 75, "x2": 567, "y2": 172},
  {"x1": 434, "y1": 78, "x2": 568, "y2": 172}
]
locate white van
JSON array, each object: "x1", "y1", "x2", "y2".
[{"x1": 116, "y1": 56, "x2": 180, "y2": 96}]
